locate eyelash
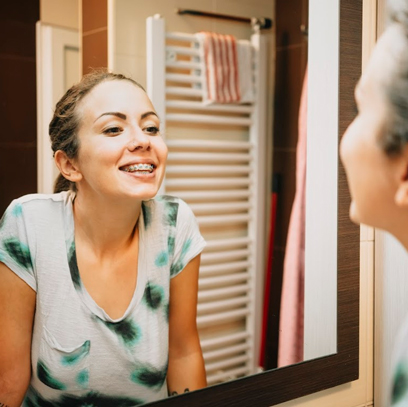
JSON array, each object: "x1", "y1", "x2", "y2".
[
  {"x1": 103, "y1": 126, "x2": 160, "y2": 136},
  {"x1": 103, "y1": 126, "x2": 122, "y2": 135},
  {"x1": 144, "y1": 126, "x2": 160, "y2": 135}
]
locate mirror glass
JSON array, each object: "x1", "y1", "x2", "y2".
[
  {"x1": 34, "y1": 0, "x2": 341, "y2": 403},
  {"x1": 109, "y1": 0, "x2": 338, "y2": 387}
]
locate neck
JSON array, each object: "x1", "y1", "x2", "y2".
[{"x1": 73, "y1": 191, "x2": 142, "y2": 254}]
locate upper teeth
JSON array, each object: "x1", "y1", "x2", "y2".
[{"x1": 123, "y1": 164, "x2": 154, "y2": 172}]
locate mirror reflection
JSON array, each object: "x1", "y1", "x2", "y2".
[{"x1": 0, "y1": 0, "x2": 341, "y2": 405}]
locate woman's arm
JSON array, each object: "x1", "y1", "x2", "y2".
[
  {"x1": 0, "y1": 263, "x2": 35, "y2": 407},
  {"x1": 167, "y1": 254, "x2": 207, "y2": 395}
]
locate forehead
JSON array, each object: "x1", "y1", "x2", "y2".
[{"x1": 78, "y1": 80, "x2": 154, "y2": 119}]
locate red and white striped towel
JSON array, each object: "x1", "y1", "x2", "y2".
[{"x1": 195, "y1": 32, "x2": 241, "y2": 104}]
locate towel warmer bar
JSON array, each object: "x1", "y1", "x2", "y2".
[{"x1": 146, "y1": 15, "x2": 268, "y2": 385}]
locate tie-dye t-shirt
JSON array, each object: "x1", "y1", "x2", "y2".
[
  {"x1": 391, "y1": 315, "x2": 408, "y2": 406},
  {"x1": 0, "y1": 191, "x2": 206, "y2": 406}
]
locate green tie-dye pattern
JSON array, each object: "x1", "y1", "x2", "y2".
[
  {"x1": 12, "y1": 202, "x2": 23, "y2": 217},
  {"x1": 167, "y1": 235, "x2": 175, "y2": 256},
  {"x1": 157, "y1": 195, "x2": 177, "y2": 202},
  {"x1": 130, "y1": 362, "x2": 168, "y2": 389},
  {"x1": 170, "y1": 238, "x2": 193, "y2": 276},
  {"x1": 392, "y1": 360, "x2": 408, "y2": 405},
  {"x1": 76, "y1": 369, "x2": 89, "y2": 388},
  {"x1": 144, "y1": 282, "x2": 164, "y2": 310},
  {"x1": 165, "y1": 302, "x2": 170, "y2": 322},
  {"x1": 61, "y1": 340, "x2": 90, "y2": 366},
  {"x1": 37, "y1": 360, "x2": 66, "y2": 390},
  {"x1": 181, "y1": 238, "x2": 192, "y2": 257},
  {"x1": 4, "y1": 238, "x2": 33, "y2": 270},
  {"x1": 155, "y1": 251, "x2": 168, "y2": 267},
  {"x1": 24, "y1": 386, "x2": 145, "y2": 407},
  {"x1": 164, "y1": 202, "x2": 178, "y2": 227},
  {"x1": 102, "y1": 318, "x2": 141, "y2": 346},
  {"x1": 67, "y1": 241, "x2": 81, "y2": 290},
  {"x1": 141, "y1": 201, "x2": 151, "y2": 229},
  {"x1": 0, "y1": 212, "x2": 6, "y2": 230}
]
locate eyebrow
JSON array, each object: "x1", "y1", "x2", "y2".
[{"x1": 94, "y1": 111, "x2": 159, "y2": 123}]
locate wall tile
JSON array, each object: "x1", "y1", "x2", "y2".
[
  {"x1": 275, "y1": 0, "x2": 307, "y2": 48},
  {"x1": 273, "y1": 45, "x2": 306, "y2": 150},
  {"x1": 0, "y1": 146, "x2": 37, "y2": 215},
  {"x1": 0, "y1": 2, "x2": 39, "y2": 24},
  {"x1": 0, "y1": 56, "x2": 37, "y2": 143},
  {"x1": 272, "y1": 150, "x2": 297, "y2": 248},
  {"x1": 83, "y1": 29, "x2": 108, "y2": 72},
  {"x1": 82, "y1": 0, "x2": 107, "y2": 33},
  {"x1": 0, "y1": 21, "x2": 36, "y2": 58}
]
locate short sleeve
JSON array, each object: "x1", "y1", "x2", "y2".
[
  {"x1": 0, "y1": 199, "x2": 36, "y2": 291},
  {"x1": 170, "y1": 199, "x2": 206, "y2": 278}
]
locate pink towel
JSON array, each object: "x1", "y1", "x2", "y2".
[
  {"x1": 196, "y1": 32, "x2": 241, "y2": 104},
  {"x1": 277, "y1": 66, "x2": 308, "y2": 367}
]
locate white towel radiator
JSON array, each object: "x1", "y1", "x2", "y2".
[{"x1": 146, "y1": 15, "x2": 268, "y2": 385}]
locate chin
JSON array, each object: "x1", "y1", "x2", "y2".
[{"x1": 349, "y1": 202, "x2": 362, "y2": 225}]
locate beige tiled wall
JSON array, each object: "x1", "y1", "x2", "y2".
[
  {"x1": 40, "y1": 0, "x2": 79, "y2": 29},
  {"x1": 111, "y1": 0, "x2": 274, "y2": 88}
]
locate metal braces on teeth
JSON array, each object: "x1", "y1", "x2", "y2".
[{"x1": 124, "y1": 164, "x2": 153, "y2": 172}]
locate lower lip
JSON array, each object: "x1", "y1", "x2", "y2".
[{"x1": 121, "y1": 170, "x2": 156, "y2": 179}]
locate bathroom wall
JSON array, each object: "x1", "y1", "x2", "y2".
[
  {"x1": 109, "y1": 0, "x2": 274, "y2": 91},
  {"x1": 40, "y1": 0, "x2": 79, "y2": 29},
  {"x1": 0, "y1": 1, "x2": 39, "y2": 215}
]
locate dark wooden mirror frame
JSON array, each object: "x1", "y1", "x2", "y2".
[{"x1": 145, "y1": 1, "x2": 362, "y2": 405}]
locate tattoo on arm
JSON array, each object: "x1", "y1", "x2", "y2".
[{"x1": 170, "y1": 388, "x2": 190, "y2": 396}]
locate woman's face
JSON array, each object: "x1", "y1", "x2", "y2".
[
  {"x1": 340, "y1": 24, "x2": 408, "y2": 231},
  {"x1": 73, "y1": 79, "x2": 168, "y2": 201}
]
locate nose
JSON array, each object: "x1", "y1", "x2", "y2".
[{"x1": 128, "y1": 127, "x2": 151, "y2": 152}]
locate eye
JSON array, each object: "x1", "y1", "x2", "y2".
[
  {"x1": 103, "y1": 126, "x2": 122, "y2": 135},
  {"x1": 144, "y1": 126, "x2": 160, "y2": 135}
]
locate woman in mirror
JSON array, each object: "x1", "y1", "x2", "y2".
[
  {"x1": 0, "y1": 70, "x2": 207, "y2": 406},
  {"x1": 341, "y1": 1, "x2": 408, "y2": 405}
]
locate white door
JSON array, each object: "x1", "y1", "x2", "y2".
[{"x1": 36, "y1": 23, "x2": 80, "y2": 194}]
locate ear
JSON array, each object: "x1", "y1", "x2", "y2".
[
  {"x1": 395, "y1": 145, "x2": 408, "y2": 208},
  {"x1": 54, "y1": 150, "x2": 82, "y2": 183}
]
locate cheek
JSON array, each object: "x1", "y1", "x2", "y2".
[{"x1": 153, "y1": 139, "x2": 168, "y2": 163}]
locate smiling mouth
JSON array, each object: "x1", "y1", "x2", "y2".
[{"x1": 120, "y1": 164, "x2": 154, "y2": 174}]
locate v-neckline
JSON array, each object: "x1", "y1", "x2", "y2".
[{"x1": 63, "y1": 191, "x2": 147, "y2": 323}]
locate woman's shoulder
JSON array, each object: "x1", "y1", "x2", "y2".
[{"x1": 3, "y1": 191, "x2": 73, "y2": 218}]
